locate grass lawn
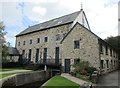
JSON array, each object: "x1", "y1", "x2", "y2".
[
  {"x1": 0, "y1": 72, "x2": 20, "y2": 79},
  {"x1": 43, "y1": 75, "x2": 80, "y2": 88},
  {"x1": 0, "y1": 70, "x2": 42, "y2": 79},
  {"x1": 0, "y1": 67, "x2": 25, "y2": 72},
  {"x1": 0, "y1": 71, "x2": 33, "y2": 79}
]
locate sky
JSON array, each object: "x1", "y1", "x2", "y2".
[{"x1": 0, "y1": 0, "x2": 119, "y2": 47}]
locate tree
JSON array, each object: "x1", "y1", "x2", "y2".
[
  {"x1": 104, "y1": 36, "x2": 120, "y2": 60},
  {"x1": 0, "y1": 22, "x2": 8, "y2": 60}
]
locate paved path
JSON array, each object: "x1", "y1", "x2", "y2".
[
  {"x1": 96, "y1": 70, "x2": 120, "y2": 87},
  {"x1": 0, "y1": 70, "x2": 31, "y2": 74},
  {"x1": 61, "y1": 73, "x2": 91, "y2": 85}
]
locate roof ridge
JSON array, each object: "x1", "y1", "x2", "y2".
[
  {"x1": 30, "y1": 11, "x2": 81, "y2": 28},
  {"x1": 16, "y1": 11, "x2": 81, "y2": 37}
]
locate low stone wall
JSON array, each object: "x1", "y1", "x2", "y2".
[
  {"x1": 1, "y1": 74, "x2": 16, "y2": 87},
  {"x1": 1, "y1": 70, "x2": 50, "y2": 87}
]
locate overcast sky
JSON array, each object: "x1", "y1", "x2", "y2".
[{"x1": 0, "y1": 0, "x2": 119, "y2": 47}]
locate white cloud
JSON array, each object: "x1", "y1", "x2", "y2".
[
  {"x1": 0, "y1": 3, "x2": 2, "y2": 22},
  {"x1": 2, "y1": 2, "x2": 23, "y2": 27},
  {"x1": 33, "y1": 6, "x2": 47, "y2": 16},
  {"x1": 2, "y1": 0, "x2": 119, "y2": 46},
  {"x1": 54, "y1": 0, "x2": 118, "y2": 39},
  {"x1": 0, "y1": 0, "x2": 46, "y2": 3}
]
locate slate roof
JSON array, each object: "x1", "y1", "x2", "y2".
[
  {"x1": 8, "y1": 47, "x2": 20, "y2": 55},
  {"x1": 16, "y1": 11, "x2": 81, "y2": 37}
]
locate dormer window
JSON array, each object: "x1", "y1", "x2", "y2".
[{"x1": 56, "y1": 21, "x2": 62, "y2": 25}]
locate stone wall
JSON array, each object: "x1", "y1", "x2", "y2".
[
  {"x1": 16, "y1": 23, "x2": 71, "y2": 63},
  {"x1": 100, "y1": 43, "x2": 119, "y2": 74},
  {"x1": 1, "y1": 70, "x2": 50, "y2": 87},
  {"x1": 16, "y1": 22, "x2": 119, "y2": 74},
  {"x1": 62, "y1": 23, "x2": 100, "y2": 71}
]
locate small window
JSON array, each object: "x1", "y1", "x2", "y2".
[
  {"x1": 56, "y1": 21, "x2": 62, "y2": 25},
  {"x1": 30, "y1": 39, "x2": 32, "y2": 44},
  {"x1": 56, "y1": 34, "x2": 60, "y2": 41},
  {"x1": 74, "y1": 40, "x2": 80, "y2": 49},
  {"x1": 106, "y1": 60, "x2": 109, "y2": 68},
  {"x1": 74, "y1": 59, "x2": 80, "y2": 64},
  {"x1": 100, "y1": 43, "x2": 103, "y2": 54},
  {"x1": 23, "y1": 41, "x2": 25, "y2": 45},
  {"x1": 44, "y1": 37, "x2": 48, "y2": 42},
  {"x1": 105, "y1": 46, "x2": 108, "y2": 55},
  {"x1": 37, "y1": 38, "x2": 40, "y2": 43},
  {"x1": 110, "y1": 49, "x2": 112, "y2": 56},
  {"x1": 18, "y1": 42, "x2": 20, "y2": 46}
]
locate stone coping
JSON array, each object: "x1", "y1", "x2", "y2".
[{"x1": 0, "y1": 70, "x2": 49, "y2": 87}]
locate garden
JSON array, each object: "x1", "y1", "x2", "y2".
[{"x1": 71, "y1": 59, "x2": 97, "y2": 82}]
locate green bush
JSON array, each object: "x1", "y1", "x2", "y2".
[
  {"x1": 72, "y1": 60, "x2": 97, "y2": 76},
  {"x1": 85, "y1": 67, "x2": 97, "y2": 75},
  {"x1": 73, "y1": 60, "x2": 90, "y2": 75},
  {"x1": 2, "y1": 62, "x2": 21, "y2": 68}
]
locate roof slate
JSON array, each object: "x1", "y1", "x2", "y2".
[
  {"x1": 8, "y1": 47, "x2": 20, "y2": 55},
  {"x1": 16, "y1": 11, "x2": 81, "y2": 36}
]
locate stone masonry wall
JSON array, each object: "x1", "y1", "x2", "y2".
[
  {"x1": 100, "y1": 44, "x2": 118, "y2": 74},
  {"x1": 16, "y1": 23, "x2": 71, "y2": 63},
  {"x1": 62, "y1": 23, "x2": 100, "y2": 71}
]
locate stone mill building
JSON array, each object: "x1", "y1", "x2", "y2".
[{"x1": 15, "y1": 8, "x2": 119, "y2": 74}]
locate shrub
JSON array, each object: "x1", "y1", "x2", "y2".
[
  {"x1": 85, "y1": 67, "x2": 97, "y2": 75},
  {"x1": 72, "y1": 60, "x2": 97, "y2": 76},
  {"x1": 72, "y1": 60, "x2": 89, "y2": 74},
  {"x1": 2, "y1": 62, "x2": 21, "y2": 68}
]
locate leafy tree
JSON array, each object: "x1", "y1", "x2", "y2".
[
  {"x1": 104, "y1": 36, "x2": 120, "y2": 60},
  {"x1": 0, "y1": 22, "x2": 8, "y2": 60},
  {"x1": 105, "y1": 36, "x2": 119, "y2": 49}
]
